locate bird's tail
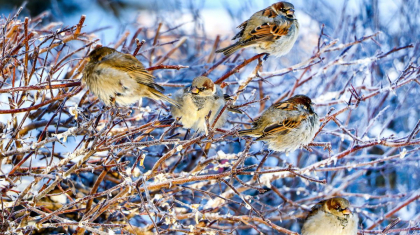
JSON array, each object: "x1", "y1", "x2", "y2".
[
  {"x1": 238, "y1": 129, "x2": 259, "y2": 137},
  {"x1": 216, "y1": 42, "x2": 243, "y2": 56},
  {"x1": 228, "y1": 107, "x2": 243, "y2": 114},
  {"x1": 224, "y1": 94, "x2": 243, "y2": 114},
  {"x1": 151, "y1": 90, "x2": 180, "y2": 108}
]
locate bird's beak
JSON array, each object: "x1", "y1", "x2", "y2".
[
  {"x1": 286, "y1": 9, "x2": 295, "y2": 17},
  {"x1": 191, "y1": 87, "x2": 199, "y2": 94},
  {"x1": 342, "y1": 208, "x2": 352, "y2": 215}
]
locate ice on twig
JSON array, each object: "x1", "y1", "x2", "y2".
[{"x1": 400, "y1": 148, "x2": 407, "y2": 159}]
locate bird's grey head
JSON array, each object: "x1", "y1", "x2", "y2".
[
  {"x1": 88, "y1": 46, "x2": 116, "y2": 63},
  {"x1": 189, "y1": 76, "x2": 216, "y2": 96},
  {"x1": 272, "y1": 2, "x2": 296, "y2": 19}
]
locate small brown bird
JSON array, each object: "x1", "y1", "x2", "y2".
[
  {"x1": 82, "y1": 46, "x2": 179, "y2": 107},
  {"x1": 301, "y1": 197, "x2": 358, "y2": 235},
  {"x1": 238, "y1": 95, "x2": 319, "y2": 153},
  {"x1": 171, "y1": 76, "x2": 228, "y2": 133},
  {"x1": 216, "y1": 1, "x2": 299, "y2": 57}
]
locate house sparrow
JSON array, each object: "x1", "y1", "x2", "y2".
[
  {"x1": 238, "y1": 95, "x2": 320, "y2": 153},
  {"x1": 216, "y1": 1, "x2": 299, "y2": 57},
  {"x1": 170, "y1": 76, "x2": 229, "y2": 133},
  {"x1": 82, "y1": 46, "x2": 179, "y2": 107},
  {"x1": 301, "y1": 197, "x2": 358, "y2": 235}
]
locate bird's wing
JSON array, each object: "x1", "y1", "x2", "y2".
[
  {"x1": 245, "y1": 20, "x2": 291, "y2": 43},
  {"x1": 234, "y1": 1, "x2": 282, "y2": 40},
  {"x1": 99, "y1": 53, "x2": 164, "y2": 92},
  {"x1": 256, "y1": 99, "x2": 304, "y2": 139},
  {"x1": 232, "y1": 20, "x2": 249, "y2": 40},
  {"x1": 223, "y1": 94, "x2": 243, "y2": 114},
  {"x1": 257, "y1": 118, "x2": 300, "y2": 140}
]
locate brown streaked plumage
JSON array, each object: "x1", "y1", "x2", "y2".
[
  {"x1": 238, "y1": 95, "x2": 319, "y2": 153},
  {"x1": 302, "y1": 197, "x2": 358, "y2": 235},
  {"x1": 216, "y1": 1, "x2": 299, "y2": 57},
  {"x1": 82, "y1": 46, "x2": 179, "y2": 107}
]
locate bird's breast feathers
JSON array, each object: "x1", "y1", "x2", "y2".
[{"x1": 302, "y1": 211, "x2": 358, "y2": 235}]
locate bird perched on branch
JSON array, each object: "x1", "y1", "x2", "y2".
[
  {"x1": 82, "y1": 46, "x2": 179, "y2": 107},
  {"x1": 216, "y1": 1, "x2": 299, "y2": 57},
  {"x1": 171, "y1": 76, "x2": 239, "y2": 133},
  {"x1": 301, "y1": 197, "x2": 358, "y2": 235},
  {"x1": 238, "y1": 95, "x2": 319, "y2": 153}
]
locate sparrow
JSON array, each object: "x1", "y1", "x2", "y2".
[
  {"x1": 238, "y1": 95, "x2": 320, "y2": 153},
  {"x1": 216, "y1": 1, "x2": 299, "y2": 57},
  {"x1": 171, "y1": 76, "x2": 231, "y2": 132},
  {"x1": 301, "y1": 197, "x2": 359, "y2": 235},
  {"x1": 82, "y1": 46, "x2": 179, "y2": 107}
]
